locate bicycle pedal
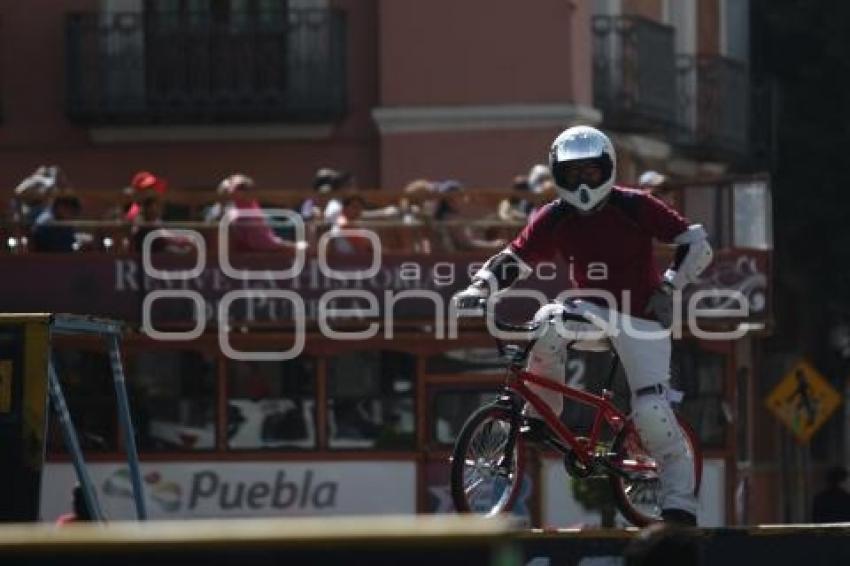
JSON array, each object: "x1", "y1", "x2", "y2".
[{"x1": 563, "y1": 450, "x2": 593, "y2": 478}]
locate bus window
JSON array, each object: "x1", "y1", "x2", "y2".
[
  {"x1": 431, "y1": 389, "x2": 499, "y2": 446},
  {"x1": 125, "y1": 350, "x2": 216, "y2": 451},
  {"x1": 671, "y1": 345, "x2": 728, "y2": 448},
  {"x1": 227, "y1": 358, "x2": 317, "y2": 450},
  {"x1": 326, "y1": 351, "x2": 415, "y2": 450},
  {"x1": 48, "y1": 348, "x2": 117, "y2": 453}
]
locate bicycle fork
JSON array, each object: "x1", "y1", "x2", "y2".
[{"x1": 494, "y1": 390, "x2": 523, "y2": 473}]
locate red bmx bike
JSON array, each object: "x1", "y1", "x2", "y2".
[{"x1": 450, "y1": 305, "x2": 702, "y2": 526}]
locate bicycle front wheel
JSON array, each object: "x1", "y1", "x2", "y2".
[
  {"x1": 450, "y1": 404, "x2": 525, "y2": 516},
  {"x1": 608, "y1": 414, "x2": 703, "y2": 527}
]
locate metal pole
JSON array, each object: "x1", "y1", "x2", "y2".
[
  {"x1": 47, "y1": 359, "x2": 104, "y2": 521},
  {"x1": 106, "y1": 335, "x2": 147, "y2": 520}
]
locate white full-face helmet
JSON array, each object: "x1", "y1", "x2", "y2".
[{"x1": 549, "y1": 126, "x2": 616, "y2": 211}]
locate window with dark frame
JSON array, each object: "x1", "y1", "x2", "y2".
[
  {"x1": 671, "y1": 345, "x2": 728, "y2": 448},
  {"x1": 326, "y1": 350, "x2": 416, "y2": 450},
  {"x1": 143, "y1": 0, "x2": 290, "y2": 118},
  {"x1": 431, "y1": 389, "x2": 499, "y2": 446},
  {"x1": 48, "y1": 348, "x2": 118, "y2": 454},
  {"x1": 226, "y1": 358, "x2": 316, "y2": 450},
  {"x1": 125, "y1": 349, "x2": 217, "y2": 451}
]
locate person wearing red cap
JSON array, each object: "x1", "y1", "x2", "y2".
[
  {"x1": 125, "y1": 171, "x2": 192, "y2": 253},
  {"x1": 132, "y1": 170, "x2": 168, "y2": 194},
  {"x1": 123, "y1": 170, "x2": 168, "y2": 222}
]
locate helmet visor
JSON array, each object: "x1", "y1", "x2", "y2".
[{"x1": 552, "y1": 156, "x2": 613, "y2": 192}]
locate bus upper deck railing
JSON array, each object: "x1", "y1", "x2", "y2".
[{"x1": 1, "y1": 218, "x2": 527, "y2": 255}]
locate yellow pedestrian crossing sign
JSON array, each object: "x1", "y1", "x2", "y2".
[{"x1": 766, "y1": 359, "x2": 842, "y2": 444}]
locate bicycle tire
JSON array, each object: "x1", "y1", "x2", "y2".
[
  {"x1": 450, "y1": 404, "x2": 525, "y2": 515},
  {"x1": 608, "y1": 413, "x2": 703, "y2": 527}
]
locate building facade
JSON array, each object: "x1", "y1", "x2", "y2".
[{"x1": 0, "y1": 0, "x2": 790, "y2": 527}]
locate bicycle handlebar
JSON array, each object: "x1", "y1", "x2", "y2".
[{"x1": 468, "y1": 299, "x2": 620, "y2": 389}]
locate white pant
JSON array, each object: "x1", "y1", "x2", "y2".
[{"x1": 524, "y1": 301, "x2": 698, "y2": 516}]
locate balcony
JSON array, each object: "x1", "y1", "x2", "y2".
[
  {"x1": 592, "y1": 15, "x2": 677, "y2": 133},
  {"x1": 674, "y1": 55, "x2": 750, "y2": 160},
  {"x1": 65, "y1": 8, "x2": 347, "y2": 125},
  {"x1": 0, "y1": 17, "x2": 3, "y2": 123}
]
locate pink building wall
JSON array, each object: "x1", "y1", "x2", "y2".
[
  {"x1": 377, "y1": 0, "x2": 582, "y2": 107},
  {"x1": 0, "y1": 0, "x2": 594, "y2": 192},
  {"x1": 376, "y1": 0, "x2": 595, "y2": 188},
  {"x1": 378, "y1": 129, "x2": 561, "y2": 190}
]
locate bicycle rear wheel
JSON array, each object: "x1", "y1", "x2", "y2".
[
  {"x1": 450, "y1": 404, "x2": 525, "y2": 515},
  {"x1": 608, "y1": 414, "x2": 703, "y2": 527}
]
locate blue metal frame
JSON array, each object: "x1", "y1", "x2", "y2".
[{"x1": 48, "y1": 314, "x2": 147, "y2": 521}]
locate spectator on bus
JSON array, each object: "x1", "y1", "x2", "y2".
[
  {"x1": 220, "y1": 173, "x2": 301, "y2": 252},
  {"x1": 399, "y1": 179, "x2": 437, "y2": 222},
  {"x1": 123, "y1": 170, "x2": 168, "y2": 222},
  {"x1": 497, "y1": 175, "x2": 534, "y2": 222},
  {"x1": 638, "y1": 170, "x2": 676, "y2": 207},
  {"x1": 528, "y1": 163, "x2": 554, "y2": 194},
  {"x1": 433, "y1": 180, "x2": 506, "y2": 252},
  {"x1": 299, "y1": 167, "x2": 352, "y2": 222},
  {"x1": 131, "y1": 191, "x2": 193, "y2": 254},
  {"x1": 396, "y1": 179, "x2": 439, "y2": 254},
  {"x1": 12, "y1": 165, "x2": 66, "y2": 229},
  {"x1": 305, "y1": 167, "x2": 400, "y2": 224},
  {"x1": 31, "y1": 191, "x2": 88, "y2": 252},
  {"x1": 56, "y1": 484, "x2": 93, "y2": 525},
  {"x1": 329, "y1": 195, "x2": 374, "y2": 255},
  {"x1": 123, "y1": 172, "x2": 192, "y2": 253},
  {"x1": 202, "y1": 173, "x2": 237, "y2": 224},
  {"x1": 526, "y1": 164, "x2": 557, "y2": 215}
]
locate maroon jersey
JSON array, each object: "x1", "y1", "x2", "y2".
[{"x1": 510, "y1": 187, "x2": 689, "y2": 316}]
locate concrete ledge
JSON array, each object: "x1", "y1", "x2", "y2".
[
  {"x1": 0, "y1": 515, "x2": 513, "y2": 551},
  {"x1": 1, "y1": 520, "x2": 849, "y2": 566}
]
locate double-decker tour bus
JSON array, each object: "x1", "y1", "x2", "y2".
[{"x1": 0, "y1": 180, "x2": 771, "y2": 527}]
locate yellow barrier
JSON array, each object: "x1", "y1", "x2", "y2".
[{"x1": 0, "y1": 314, "x2": 51, "y2": 522}]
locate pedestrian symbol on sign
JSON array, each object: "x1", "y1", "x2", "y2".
[
  {"x1": 766, "y1": 360, "x2": 842, "y2": 444},
  {"x1": 787, "y1": 369, "x2": 817, "y2": 428}
]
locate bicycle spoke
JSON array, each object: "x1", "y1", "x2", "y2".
[
  {"x1": 464, "y1": 476, "x2": 485, "y2": 495},
  {"x1": 451, "y1": 408, "x2": 523, "y2": 516}
]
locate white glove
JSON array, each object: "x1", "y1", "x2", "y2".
[{"x1": 453, "y1": 282, "x2": 489, "y2": 313}]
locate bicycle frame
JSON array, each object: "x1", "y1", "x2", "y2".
[
  {"x1": 506, "y1": 367, "x2": 629, "y2": 470},
  {"x1": 479, "y1": 302, "x2": 659, "y2": 477}
]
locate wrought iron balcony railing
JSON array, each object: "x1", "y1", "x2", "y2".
[
  {"x1": 65, "y1": 8, "x2": 347, "y2": 125},
  {"x1": 592, "y1": 15, "x2": 677, "y2": 133},
  {"x1": 674, "y1": 55, "x2": 750, "y2": 160}
]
